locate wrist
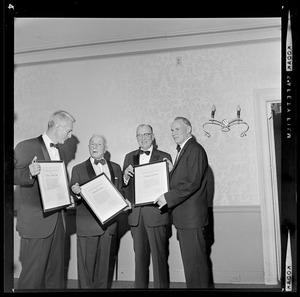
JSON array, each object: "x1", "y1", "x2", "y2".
[{"x1": 123, "y1": 175, "x2": 130, "y2": 184}]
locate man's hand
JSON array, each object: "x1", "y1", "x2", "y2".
[
  {"x1": 154, "y1": 194, "x2": 167, "y2": 209},
  {"x1": 123, "y1": 165, "x2": 134, "y2": 183},
  {"x1": 163, "y1": 158, "x2": 173, "y2": 172},
  {"x1": 29, "y1": 156, "x2": 41, "y2": 177},
  {"x1": 123, "y1": 199, "x2": 132, "y2": 211},
  {"x1": 71, "y1": 183, "x2": 82, "y2": 198}
]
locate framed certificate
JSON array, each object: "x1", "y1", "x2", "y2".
[
  {"x1": 37, "y1": 160, "x2": 71, "y2": 212},
  {"x1": 134, "y1": 160, "x2": 169, "y2": 206},
  {"x1": 80, "y1": 173, "x2": 128, "y2": 225}
]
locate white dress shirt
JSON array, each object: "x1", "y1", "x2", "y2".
[
  {"x1": 123, "y1": 145, "x2": 153, "y2": 185},
  {"x1": 90, "y1": 157, "x2": 111, "y2": 180},
  {"x1": 42, "y1": 133, "x2": 69, "y2": 218},
  {"x1": 174, "y1": 136, "x2": 192, "y2": 164},
  {"x1": 42, "y1": 133, "x2": 60, "y2": 161},
  {"x1": 139, "y1": 145, "x2": 153, "y2": 165}
]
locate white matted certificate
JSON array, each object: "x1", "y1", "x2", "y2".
[
  {"x1": 134, "y1": 160, "x2": 169, "y2": 206},
  {"x1": 80, "y1": 173, "x2": 128, "y2": 224},
  {"x1": 37, "y1": 160, "x2": 71, "y2": 212}
]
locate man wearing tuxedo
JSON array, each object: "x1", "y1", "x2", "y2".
[
  {"x1": 14, "y1": 110, "x2": 76, "y2": 289},
  {"x1": 155, "y1": 117, "x2": 211, "y2": 288},
  {"x1": 70, "y1": 134, "x2": 128, "y2": 289},
  {"x1": 122, "y1": 124, "x2": 172, "y2": 288}
]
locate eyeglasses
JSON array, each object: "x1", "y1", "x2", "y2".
[{"x1": 136, "y1": 133, "x2": 152, "y2": 139}]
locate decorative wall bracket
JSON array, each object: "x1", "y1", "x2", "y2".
[{"x1": 203, "y1": 105, "x2": 249, "y2": 137}]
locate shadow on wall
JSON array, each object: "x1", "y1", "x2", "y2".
[
  {"x1": 206, "y1": 165, "x2": 215, "y2": 288},
  {"x1": 59, "y1": 135, "x2": 80, "y2": 167},
  {"x1": 192, "y1": 134, "x2": 215, "y2": 288},
  {"x1": 109, "y1": 149, "x2": 130, "y2": 286},
  {"x1": 58, "y1": 135, "x2": 80, "y2": 285}
]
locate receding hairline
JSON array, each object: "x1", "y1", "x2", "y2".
[
  {"x1": 173, "y1": 116, "x2": 192, "y2": 128},
  {"x1": 136, "y1": 124, "x2": 153, "y2": 134}
]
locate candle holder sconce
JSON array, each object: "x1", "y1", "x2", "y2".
[{"x1": 203, "y1": 105, "x2": 249, "y2": 137}]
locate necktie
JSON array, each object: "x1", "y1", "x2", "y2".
[
  {"x1": 140, "y1": 150, "x2": 150, "y2": 155},
  {"x1": 50, "y1": 143, "x2": 58, "y2": 149},
  {"x1": 175, "y1": 145, "x2": 181, "y2": 163},
  {"x1": 94, "y1": 158, "x2": 106, "y2": 165}
]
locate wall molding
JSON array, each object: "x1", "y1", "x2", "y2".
[
  {"x1": 14, "y1": 24, "x2": 281, "y2": 66},
  {"x1": 213, "y1": 205, "x2": 260, "y2": 213},
  {"x1": 213, "y1": 269, "x2": 265, "y2": 284}
]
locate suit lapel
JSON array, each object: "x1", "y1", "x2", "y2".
[
  {"x1": 171, "y1": 152, "x2": 182, "y2": 173},
  {"x1": 106, "y1": 160, "x2": 115, "y2": 183},
  {"x1": 133, "y1": 147, "x2": 160, "y2": 165},
  {"x1": 57, "y1": 147, "x2": 63, "y2": 162},
  {"x1": 37, "y1": 135, "x2": 51, "y2": 161},
  {"x1": 133, "y1": 151, "x2": 140, "y2": 166},
  {"x1": 85, "y1": 159, "x2": 96, "y2": 180},
  {"x1": 150, "y1": 149, "x2": 160, "y2": 163},
  {"x1": 37, "y1": 135, "x2": 64, "y2": 162},
  {"x1": 172, "y1": 138, "x2": 194, "y2": 173},
  {"x1": 86, "y1": 158, "x2": 115, "y2": 183}
]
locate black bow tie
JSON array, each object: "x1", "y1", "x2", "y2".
[
  {"x1": 94, "y1": 158, "x2": 106, "y2": 165},
  {"x1": 50, "y1": 143, "x2": 58, "y2": 149},
  {"x1": 140, "y1": 150, "x2": 150, "y2": 156},
  {"x1": 176, "y1": 145, "x2": 181, "y2": 153}
]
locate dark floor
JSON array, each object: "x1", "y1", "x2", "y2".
[{"x1": 13, "y1": 278, "x2": 282, "y2": 291}]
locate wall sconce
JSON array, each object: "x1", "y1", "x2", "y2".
[{"x1": 203, "y1": 105, "x2": 249, "y2": 137}]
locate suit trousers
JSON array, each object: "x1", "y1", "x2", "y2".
[
  {"x1": 131, "y1": 212, "x2": 169, "y2": 289},
  {"x1": 17, "y1": 212, "x2": 65, "y2": 289},
  {"x1": 77, "y1": 231, "x2": 114, "y2": 289},
  {"x1": 177, "y1": 227, "x2": 210, "y2": 288}
]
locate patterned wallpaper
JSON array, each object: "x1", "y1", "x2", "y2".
[{"x1": 14, "y1": 40, "x2": 281, "y2": 206}]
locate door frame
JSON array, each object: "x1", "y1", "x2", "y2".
[{"x1": 253, "y1": 88, "x2": 281, "y2": 285}]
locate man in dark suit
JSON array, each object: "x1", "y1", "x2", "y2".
[
  {"x1": 14, "y1": 110, "x2": 76, "y2": 289},
  {"x1": 155, "y1": 116, "x2": 210, "y2": 288},
  {"x1": 122, "y1": 124, "x2": 172, "y2": 288},
  {"x1": 70, "y1": 134, "x2": 128, "y2": 289}
]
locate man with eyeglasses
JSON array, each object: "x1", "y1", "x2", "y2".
[
  {"x1": 70, "y1": 134, "x2": 129, "y2": 289},
  {"x1": 122, "y1": 124, "x2": 172, "y2": 288}
]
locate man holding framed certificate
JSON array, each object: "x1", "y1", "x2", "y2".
[
  {"x1": 70, "y1": 134, "x2": 128, "y2": 289},
  {"x1": 122, "y1": 124, "x2": 172, "y2": 289},
  {"x1": 14, "y1": 110, "x2": 76, "y2": 289},
  {"x1": 154, "y1": 117, "x2": 211, "y2": 289}
]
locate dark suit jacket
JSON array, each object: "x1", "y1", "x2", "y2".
[
  {"x1": 14, "y1": 135, "x2": 66, "y2": 238},
  {"x1": 122, "y1": 148, "x2": 172, "y2": 227},
  {"x1": 70, "y1": 158, "x2": 124, "y2": 236},
  {"x1": 165, "y1": 137, "x2": 209, "y2": 229}
]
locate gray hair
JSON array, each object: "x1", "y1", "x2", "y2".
[
  {"x1": 48, "y1": 110, "x2": 76, "y2": 128},
  {"x1": 174, "y1": 116, "x2": 192, "y2": 131}
]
